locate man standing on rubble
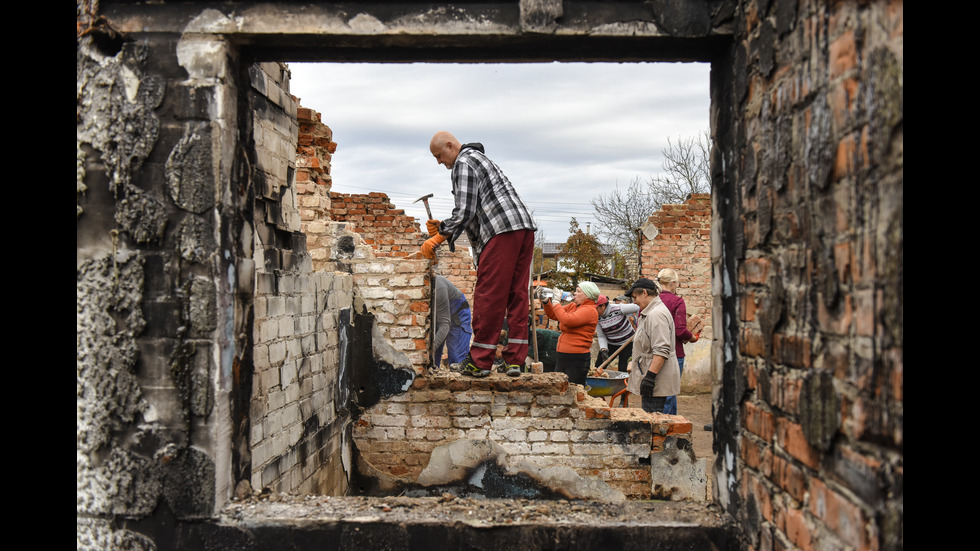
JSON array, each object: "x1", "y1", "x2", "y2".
[{"x1": 420, "y1": 131, "x2": 536, "y2": 377}]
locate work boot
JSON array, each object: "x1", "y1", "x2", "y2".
[
  {"x1": 506, "y1": 364, "x2": 521, "y2": 377},
  {"x1": 460, "y1": 356, "x2": 491, "y2": 378}
]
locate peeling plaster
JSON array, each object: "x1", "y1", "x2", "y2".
[
  {"x1": 413, "y1": 439, "x2": 626, "y2": 502},
  {"x1": 76, "y1": 251, "x2": 146, "y2": 456},
  {"x1": 116, "y1": 186, "x2": 168, "y2": 244},
  {"x1": 77, "y1": 251, "x2": 157, "y2": 518},
  {"x1": 76, "y1": 518, "x2": 156, "y2": 551},
  {"x1": 77, "y1": 38, "x2": 164, "y2": 214},
  {"x1": 167, "y1": 126, "x2": 217, "y2": 214},
  {"x1": 176, "y1": 215, "x2": 216, "y2": 263},
  {"x1": 183, "y1": 8, "x2": 244, "y2": 34},
  {"x1": 348, "y1": 13, "x2": 386, "y2": 33}
]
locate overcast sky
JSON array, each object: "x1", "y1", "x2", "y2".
[{"x1": 288, "y1": 62, "x2": 710, "y2": 242}]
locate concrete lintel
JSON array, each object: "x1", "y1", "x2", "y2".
[{"x1": 100, "y1": 2, "x2": 732, "y2": 63}]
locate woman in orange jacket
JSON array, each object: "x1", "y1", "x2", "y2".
[{"x1": 542, "y1": 281, "x2": 600, "y2": 385}]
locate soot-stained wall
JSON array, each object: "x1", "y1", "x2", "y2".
[
  {"x1": 77, "y1": 32, "x2": 232, "y2": 548},
  {"x1": 247, "y1": 62, "x2": 356, "y2": 497},
  {"x1": 712, "y1": 2, "x2": 903, "y2": 549}
]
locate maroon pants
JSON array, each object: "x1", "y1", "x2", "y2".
[{"x1": 469, "y1": 229, "x2": 535, "y2": 368}]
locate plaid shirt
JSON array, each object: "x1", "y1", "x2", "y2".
[{"x1": 440, "y1": 144, "x2": 536, "y2": 266}]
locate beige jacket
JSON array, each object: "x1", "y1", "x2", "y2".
[{"x1": 626, "y1": 296, "x2": 681, "y2": 397}]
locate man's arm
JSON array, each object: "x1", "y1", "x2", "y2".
[
  {"x1": 438, "y1": 156, "x2": 480, "y2": 241},
  {"x1": 620, "y1": 304, "x2": 641, "y2": 315}
]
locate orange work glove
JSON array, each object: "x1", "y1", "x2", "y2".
[
  {"x1": 420, "y1": 233, "x2": 446, "y2": 259},
  {"x1": 426, "y1": 219, "x2": 441, "y2": 237}
]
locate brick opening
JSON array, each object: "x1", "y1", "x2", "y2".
[
  {"x1": 77, "y1": 3, "x2": 902, "y2": 549},
  {"x1": 281, "y1": 100, "x2": 709, "y2": 501}
]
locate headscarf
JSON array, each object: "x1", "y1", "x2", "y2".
[{"x1": 578, "y1": 281, "x2": 600, "y2": 301}]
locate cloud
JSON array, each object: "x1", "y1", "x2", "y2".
[{"x1": 289, "y1": 61, "x2": 710, "y2": 240}]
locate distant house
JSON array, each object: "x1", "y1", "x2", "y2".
[{"x1": 538, "y1": 241, "x2": 617, "y2": 275}]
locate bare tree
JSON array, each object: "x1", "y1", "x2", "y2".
[
  {"x1": 589, "y1": 177, "x2": 657, "y2": 256},
  {"x1": 590, "y1": 131, "x2": 711, "y2": 279},
  {"x1": 648, "y1": 131, "x2": 711, "y2": 206}
]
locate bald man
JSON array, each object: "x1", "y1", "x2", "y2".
[{"x1": 422, "y1": 132, "x2": 536, "y2": 377}]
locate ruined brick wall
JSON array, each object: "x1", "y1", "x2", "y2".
[
  {"x1": 639, "y1": 193, "x2": 712, "y2": 337},
  {"x1": 343, "y1": 234, "x2": 432, "y2": 371},
  {"x1": 291, "y1": 109, "x2": 434, "y2": 371},
  {"x1": 248, "y1": 63, "x2": 355, "y2": 496},
  {"x1": 432, "y1": 239, "x2": 478, "y2": 303},
  {"x1": 329, "y1": 192, "x2": 422, "y2": 258},
  {"x1": 328, "y1": 191, "x2": 478, "y2": 313},
  {"x1": 714, "y1": 1, "x2": 903, "y2": 549},
  {"x1": 295, "y1": 106, "x2": 337, "y2": 272},
  {"x1": 354, "y1": 374, "x2": 700, "y2": 500}
]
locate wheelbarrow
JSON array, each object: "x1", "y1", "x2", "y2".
[{"x1": 585, "y1": 371, "x2": 631, "y2": 407}]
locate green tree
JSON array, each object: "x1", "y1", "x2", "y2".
[{"x1": 553, "y1": 218, "x2": 606, "y2": 290}]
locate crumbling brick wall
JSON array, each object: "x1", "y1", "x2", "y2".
[
  {"x1": 714, "y1": 2, "x2": 904, "y2": 550},
  {"x1": 293, "y1": 108, "x2": 432, "y2": 371},
  {"x1": 639, "y1": 193, "x2": 712, "y2": 337},
  {"x1": 354, "y1": 373, "x2": 700, "y2": 500},
  {"x1": 295, "y1": 106, "x2": 337, "y2": 271},
  {"x1": 293, "y1": 105, "x2": 478, "y2": 309},
  {"x1": 249, "y1": 63, "x2": 355, "y2": 496},
  {"x1": 329, "y1": 192, "x2": 421, "y2": 257},
  {"x1": 328, "y1": 191, "x2": 478, "y2": 300}
]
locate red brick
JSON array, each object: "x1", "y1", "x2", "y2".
[
  {"x1": 742, "y1": 471, "x2": 773, "y2": 522},
  {"x1": 776, "y1": 418, "x2": 820, "y2": 470},
  {"x1": 741, "y1": 327, "x2": 765, "y2": 358},
  {"x1": 742, "y1": 434, "x2": 772, "y2": 476},
  {"x1": 771, "y1": 454, "x2": 807, "y2": 503},
  {"x1": 783, "y1": 506, "x2": 813, "y2": 551},
  {"x1": 817, "y1": 293, "x2": 853, "y2": 335},
  {"x1": 741, "y1": 258, "x2": 771, "y2": 284},
  {"x1": 741, "y1": 291, "x2": 759, "y2": 322},
  {"x1": 808, "y1": 478, "x2": 870, "y2": 549},
  {"x1": 832, "y1": 134, "x2": 856, "y2": 181},
  {"x1": 854, "y1": 288, "x2": 875, "y2": 337},
  {"x1": 773, "y1": 333, "x2": 811, "y2": 368},
  {"x1": 743, "y1": 401, "x2": 775, "y2": 442},
  {"x1": 745, "y1": 362, "x2": 759, "y2": 391}
]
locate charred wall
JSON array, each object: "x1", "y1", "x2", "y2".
[{"x1": 713, "y1": 1, "x2": 903, "y2": 549}]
